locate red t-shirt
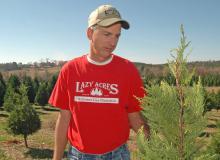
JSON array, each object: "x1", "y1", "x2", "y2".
[{"x1": 49, "y1": 54, "x2": 145, "y2": 154}]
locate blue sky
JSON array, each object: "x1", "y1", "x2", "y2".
[{"x1": 0, "y1": 0, "x2": 219, "y2": 64}]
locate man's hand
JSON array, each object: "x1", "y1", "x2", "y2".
[{"x1": 128, "y1": 112, "x2": 150, "y2": 139}]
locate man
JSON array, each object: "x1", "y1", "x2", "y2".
[{"x1": 49, "y1": 4, "x2": 150, "y2": 160}]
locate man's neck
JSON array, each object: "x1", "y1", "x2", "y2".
[{"x1": 87, "y1": 54, "x2": 113, "y2": 65}]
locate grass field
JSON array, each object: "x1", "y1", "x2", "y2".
[
  {"x1": 0, "y1": 106, "x2": 219, "y2": 160},
  {"x1": 0, "y1": 106, "x2": 58, "y2": 160}
]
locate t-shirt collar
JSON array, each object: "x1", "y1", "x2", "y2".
[{"x1": 86, "y1": 54, "x2": 113, "y2": 66}]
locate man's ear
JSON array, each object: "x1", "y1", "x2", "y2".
[{"x1": 87, "y1": 27, "x2": 93, "y2": 40}]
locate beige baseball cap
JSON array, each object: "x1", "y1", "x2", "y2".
[{"x1": 88, "y1": 4, "x2": 130, "y2": 29}]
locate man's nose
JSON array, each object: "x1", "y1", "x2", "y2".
[{"x1": 109, "y1": 37, "x2": 118, "y2": 47}]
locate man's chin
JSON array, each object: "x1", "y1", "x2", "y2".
[
  {"x1": 99, "y1": 51, "x2": 111, "y2": 56},
  {"x1": 97, "y1": 53, "x2": 112, "y2": 61}
]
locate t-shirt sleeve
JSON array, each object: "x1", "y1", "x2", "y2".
[
  {"x1": 48, "y1": 67, "x2": 70, "y2": 110},
  {"x1": 127, "y1": 64, "x2": 146, "y2": 113}
]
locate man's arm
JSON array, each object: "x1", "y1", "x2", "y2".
[
  {"x1": 53, "y1": 109, "x2": 71, "y2": 160},
  {"x1": 128, "y1": 112, "x2": 150, "y2": 139}
]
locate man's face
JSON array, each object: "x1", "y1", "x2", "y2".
[{"x1": 89, "y1": 23, "x2": 122, "y2": 61}]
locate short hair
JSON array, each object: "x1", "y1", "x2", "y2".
[{"x1": 90, "y1": 24, "x2": 99, "y2": 31}]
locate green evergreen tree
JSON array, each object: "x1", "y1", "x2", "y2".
[
  {"x1": 0, "y1": 72, "x2": 6, "y2": 107},
  {"x1": 35, "y1": 82, "x2": 48, "y2": 106},
  {"x1": 47, "y1": 73, "x2": 58, "y2": 96},
  {"x1": 216, "y1": 91, "x2": 220, "y2": 111},
  {"x1": 3, "y1": 74, "x2": 21, "y2": 111},
  {"x1": 205, "y1": 132, "x2": 220, "y2": 159},
  {"x1": 164, "y1": 72, "x2": 176, "y2": 85},
  {"x1": 205, "y1": 91, "x2": 214, "y2": 112},
  {"x1": 3, "y1": 85, "x2": 20, "y2": 112},
  {"x1": 137, "y1": 25, "x2": 214, "y2": 159},
  {"x1": 7, "y1": 74, "x2": 20, "y2": 93},
  {"x1": 33, "y1": 77, "x2": 40, "y2": 97},
  {"x1": 7, "y1": 84, "x2": 41, "y2": 148},
  {"x1": 203, "y1": 120, "x2": 220, "y2": 159},
  {"x1": 23, "y1": 76, "x2": 35, "y2": 103},
  {"x1": 205, "y1": 92, "x2": 219, "y2": 111}
]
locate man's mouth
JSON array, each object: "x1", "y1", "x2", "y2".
[{"x1": 104, "y1": 48, "x2": 113, "y2": 52}]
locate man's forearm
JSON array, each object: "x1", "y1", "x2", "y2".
[{"x1": 53, "y1": 111, "x2": 71, "y2": 160}]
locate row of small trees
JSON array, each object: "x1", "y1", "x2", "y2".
[
  {"x1": 0, "y1": 73, "x2": 58, "y2": 108},
  {"x1": 1, "y1": 71, "x2": 219, "y2": 112},
  {"x1": 144, "y1": 73, "x2": 220, "y2": 87},
  {"x1": 142, "y1": 73, "x2": 220, "y2": 111}
]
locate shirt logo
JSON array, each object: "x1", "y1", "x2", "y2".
[
  {"x1": 75, "y1": 81, "x2": 119, "y2": 104},
  {"x1": 90, "y1": 88, "x2": 103, "y2": 96}
]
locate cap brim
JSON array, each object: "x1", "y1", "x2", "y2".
[{"x1": 98, "y1": 18, "x2": 130, "y2": 30}]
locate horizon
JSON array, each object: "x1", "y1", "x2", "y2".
[
  {"x1": 1, "y1": 58, "x2": 220, "y2": 66},
  {"x1": 0, "y1": 1, "x2": 220, "y2": 64}
]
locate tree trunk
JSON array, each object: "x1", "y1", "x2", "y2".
[
  {"x1": 175, "y1": 62, "x2": 184, "y2": 160},
  {"x1": 24, "y1": 135, "x2": 28, "y2": 148}
]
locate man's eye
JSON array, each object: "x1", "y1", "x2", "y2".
[
  {"x1": 104, "y1": 33, "x2": 110, "y2": 36},
  {"x1": 116, "y1": 34, "x2": 121, "y2": 38}
]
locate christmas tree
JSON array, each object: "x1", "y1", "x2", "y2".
[
  {"x1": 137, "y1": 25, "x2": 217, "y2": 159},
  {"x1": 7, "y1": 84, "x2": 41, "y2": 148}
]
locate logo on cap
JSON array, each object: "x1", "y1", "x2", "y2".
[{"x1": 104, "y1": 8, "x2": 120, "y2": 17}]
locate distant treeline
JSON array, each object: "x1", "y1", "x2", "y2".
[
  {"x1": 0, "y1": 60, "x2": 66, "y2": 72},
  {"x1": 0, "y1": 72, "x2": 58, "y2": 108},
  {"x1": 188, "y1": 60, "x2": 220, "y2": 67},
  {"x1": 135, "y1": 60, "x2": 220, "y2": 70}
]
